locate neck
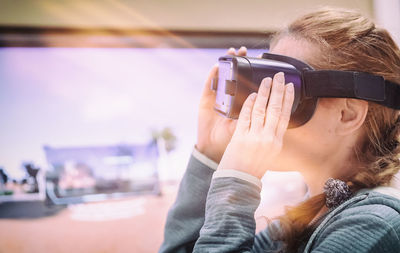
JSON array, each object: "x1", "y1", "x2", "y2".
[
  {"x1": 300, "y1": 143, "x2": 356, "y2": 197},
  {"x1": 302, "y1": 170, "x2": 330, "y2": 197}
]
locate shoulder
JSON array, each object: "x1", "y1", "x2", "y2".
[
  {"x1": 307, "y1": 189, "x2": 400, "y2": 252},
  {"x1": 340, "y1": 189, "x2": 400, "y2": 223}
]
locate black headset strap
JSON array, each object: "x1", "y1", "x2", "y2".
[{"x1": 303, "y1": 70, "x2": 400, "y2": 110}]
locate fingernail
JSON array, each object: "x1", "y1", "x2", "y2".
[
  {"x1": 250, "y1": 93, "x2": 257, "y2": 100},
  {"x1": 264, "y1": 77, "x2": 272, "y2": 86},
  {"x1": 287, "y1": 83, "x2": 294, "y2": 93},
  {"x1": 261, "y1": 77, "x2": 271, "y2": 93},
  {"x1": 275, "y1": 72, "x2": 284, "y2": 83}
]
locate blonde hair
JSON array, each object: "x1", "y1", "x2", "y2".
[{"x1": 270, "y1": 8, "x2": 400, "y2": 251}]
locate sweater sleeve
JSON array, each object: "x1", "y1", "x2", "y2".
[
  {"x1": 193, "y1": 177, "x2": 282, "y2": 253},
  {"x1": 158, "y1": 152, "x2": 216, "y2": 253}
]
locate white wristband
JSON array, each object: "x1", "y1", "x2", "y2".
[
  {"x1": 192, "y1": 146, "x2": 219, "y2": 171},
  {"x1": 213, "y1": 169, "x2": 262, "y2": 189}
]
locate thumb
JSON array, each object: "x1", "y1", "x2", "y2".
[{"x1": 200, "y1": 64, "x2": 218, "y2": 107}]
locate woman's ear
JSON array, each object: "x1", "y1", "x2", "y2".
[{"x1": 336, "y1": 98, "x2": 368, "y2": 136}]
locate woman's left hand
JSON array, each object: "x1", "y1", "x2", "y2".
[{"x1": 218, "y1": 72, "x2": 294, "y2": 179}]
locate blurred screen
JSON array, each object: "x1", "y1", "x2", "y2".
[{"x1": 0, "y1": 47, "x2": 265, "y2": 202}]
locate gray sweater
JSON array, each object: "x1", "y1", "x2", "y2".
[{"x1": 159, "y1": 154, "x2": 400, "y2": 252}]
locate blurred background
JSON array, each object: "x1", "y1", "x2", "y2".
[{"x1": 0, "y1": 0, "x2": 399, "y2": 252}]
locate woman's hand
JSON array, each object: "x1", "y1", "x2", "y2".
[
  {"x1": 196, "y1": 47, "x2": 247, "y2": 163},
  {"x1": 218, "y1": 72, "x2": 295, "y2": 178}
]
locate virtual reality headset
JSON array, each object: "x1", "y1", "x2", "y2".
[{"x1": 212, "y1": 53, "x2": 400, "y2": 128}]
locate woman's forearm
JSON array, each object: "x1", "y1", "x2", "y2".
[
  {"x1": 159, "y1": 151, "x2": 216, "y2": 253},
  {"x1": 193, "y1": 176, "x2": 261, "y2": 252}
]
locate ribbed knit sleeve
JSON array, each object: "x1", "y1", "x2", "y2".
[
  {"x1": 159, "y1": 154, "x2": 215, "y2": 253},
  {"x1": 193, "y1": 177, "x2": 282, "y2": 253}
]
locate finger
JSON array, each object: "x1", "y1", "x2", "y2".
[
  {"x1": 276, "y1": 83, "x2": 295, "y2": 140},
  {"x1": 236, "y1": 93, "x2": 257, "y2": 134},
  {"x1": 250, "y1": 77, "x2": 272, "y2": 132},
  {"x1": 264, "y1": 72, "x2": 285, "y2": 134},
  {"x1": 200, "y1": 64, "x2": 218, "y2": 107},
  {"x1": 227, "y1": 47, "x2": 236, "y2": 55},
  {"x1": 237, "y1": 46, "x2": 247, "y2": 56},
  {"x1": 228, "y1": 119, "x2": 238, "y2": 136}
]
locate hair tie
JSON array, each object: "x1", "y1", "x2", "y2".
[{"x1": 323, "y1": 178, "x2": 352, "y2": 209}]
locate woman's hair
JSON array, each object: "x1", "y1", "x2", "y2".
[{"x1": 269, "y1": 8, "x2": 400, "y2": 251}]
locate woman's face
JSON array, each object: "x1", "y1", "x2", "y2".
[{"x1": 266, "y1": 36, "x2": 342, "y2": 172}]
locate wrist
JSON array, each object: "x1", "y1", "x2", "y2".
[
  {"x1": 218, "y1": 148, "x2": 265, "y2": 179},
  {"x1": 192, "y1": 146, "x2": 219, "y2": 170},
  {"x1": 195, "y1": 144, "x2": 222, "y2": 163}
]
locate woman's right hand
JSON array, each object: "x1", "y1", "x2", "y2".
[{"x1": 195, "y1": 47, "x2": 247, "y2": 163}]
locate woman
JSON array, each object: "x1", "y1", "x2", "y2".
[{"x1": 159, "y1": 8, "x2": 400, "y2": 252}]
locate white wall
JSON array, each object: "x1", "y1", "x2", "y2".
[
  {"x1": 373, "y1": 0, "x2": 400, "y2": 188},
  {"x1": 373, "y1": 0, "x2": 400, "y2": 45}
]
